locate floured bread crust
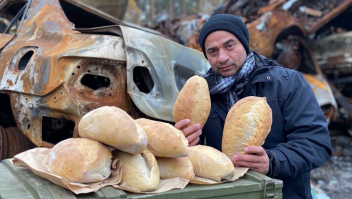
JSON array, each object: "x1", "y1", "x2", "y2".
[
  {"x1": 45, "y1": 138, "x2": 112, "y2": 183},
  {"x1": 113, "y1": 150, "x2": 160, "y2": 191},
  {"x1": 135, "y1": 118, "x2": 188, "y2": 157},
  {"x1": 188, "y1": 145, "x2": 235, "y2": 182},
  {"x1": 222, "y1": 96, "x2": 272, "y2": 159},
  {"x1": 78, "y1": 106, "x2": 147, "y2": 154},
  {"x1": 173, "y1": 76, "x2": 211, "y2": 128},
  {"x1": 156, "y1": 157, "x2": 195, "y2": 180}
]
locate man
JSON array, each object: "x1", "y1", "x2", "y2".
[{"x1": 174, "y1": 14, "x2": 331, "y2": 199}]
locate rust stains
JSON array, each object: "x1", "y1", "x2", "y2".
[
  {"x1": 6, "y1": 80, "x2": 13, "y2": 87},
  {"x1": 0, "y1": 0, "x2": 138, "y2": 149},
  {"x1": 0, "y1": 34, "x2": 14, "y2": 50}
]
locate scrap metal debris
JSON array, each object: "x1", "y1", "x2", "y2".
[{"x1": 151, "y1": 0, "x2": 350, "y2": 51}]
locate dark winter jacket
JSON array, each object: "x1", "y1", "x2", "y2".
[{"x1": 201, "y1": 52, "x2": 332, "y2": 199}]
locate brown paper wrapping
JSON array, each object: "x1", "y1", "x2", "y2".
[
  {"x1": 189, "y1": 167, "x2": 249, "y2": 185},
  {"x1": 11, "y1": 147, "x2": 248, "y2": 194},
  {"x1": 12, "y1": 147, "x2": 122, "y2": 194},
  {"x1": 11, "y1": 147, "x2": 190, "y2": 194}
]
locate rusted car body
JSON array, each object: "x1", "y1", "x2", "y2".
[
  {"x1": 0, "y1": 0, "x2": 209, "y2": 160},
  {"x1": 247, "y1": 10, "x2": 338, "y2": 122}
]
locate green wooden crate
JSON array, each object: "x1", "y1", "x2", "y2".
[{"x1": 0, "y1": 159, "x2": 282, "y2": 199}]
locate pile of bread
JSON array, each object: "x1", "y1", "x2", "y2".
[{"x1": 44, "y1": 75, "x2": 272, "y2": 192}]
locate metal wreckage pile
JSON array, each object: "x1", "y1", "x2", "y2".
[{"x1": 155, "y1": 0, "x2": 352, "y2": 146}]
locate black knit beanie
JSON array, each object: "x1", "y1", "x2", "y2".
[{"x1": 198, "y1": 14, "x2": 250, "y2": 58}]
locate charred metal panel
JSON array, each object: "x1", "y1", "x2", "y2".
[
  {"x1": 247, "y1": 10, "x2": 306, "y2": 59},
  {"x1": 0, "y1": 34, "x2": 14, "y2": 50},
  {"x1": 6, "y1": 54, "x2": 132, "y2": 147},
  {"x1": 0, "y1": 0, "x2": 137, "y2": 147},
  {"x1": 0, "y1": 32, "x2": 126, "y2": 95},
  {"x1": 119, "y1": 26, "x2": 209, "y2": 122}
]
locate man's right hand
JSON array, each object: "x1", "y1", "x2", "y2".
[{"x1": 174, "y1": 119, "x2": 202, "y2": 146}]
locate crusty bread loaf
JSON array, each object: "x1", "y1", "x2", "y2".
[
  {"x1": 45, "y1": 138, "x2": 112, "y2": 183},
  {"x1": 113, "y1": 150, "x2": 159, "y2": 191},
  {"x1": 222, "y1": 96, "x2": 272, "y2": 159},
  {"x1": 188, "y1": 145, "x2": 235, "y2": 182},
  {"x1": 172, "y1": 76, "x2": 211, "y2": 128},
  {"x1": 78, "y1": 106, "x2": 147, "y2": 154},
  {"x1": 135, "y1": 118, "x2": 188, "y2": 157},
  {"x1": 156, "y1": 157, "x2": 195, "y2": 180}
]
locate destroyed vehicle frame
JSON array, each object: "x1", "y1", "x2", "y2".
[{"x1": 0, "y1": 0, "x2": 209, "y2": 160}]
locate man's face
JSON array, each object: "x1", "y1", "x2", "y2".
[{"x1": 204, "y1": 31, "x2": 247, "y2": 77}]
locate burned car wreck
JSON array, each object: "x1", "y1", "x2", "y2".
[
  {"x1": 308, "y1": 0, "x2": 352, "y2": 134},
  {"x1": 246, "y1": 10, "x2": 338, "y2": 123},
  {"x1": 0, "y1": 0, "x2": 209, "y2": 160}
]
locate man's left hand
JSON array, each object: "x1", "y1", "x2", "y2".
[{"x1": 231, "y1": 146, "x2": 269, "y2": 175}]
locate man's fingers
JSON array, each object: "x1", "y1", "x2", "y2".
[
  {"x1": 234, "y1": 161, "x2": 261, "y2": 169},
  {"x1": 235, "y1": 162, "x2": 263, "y2": 172},
  {"x1": 186, "y1": 129, "x2": 202, "y2": 144},
  {"x1": 189, "y1": 137, "x2": 200, "y2": 146},
  {"x1": 232, "y1": 154, "x2": 263, "y2": 163},
  {"x1": 244, "y1": 146, "x2": 266, "y2": 155},
  {"x1": 174, "y1": 119, "x2": 190, "y2": 130},
  {"x1": 231, "y1": 147, "x2": 269, "y2": 175},
  {"x1": 174, "y1": 120, "x2": 201, "y2": 146},
  {"x1": 183, "y1": 124, "x2": 201, "y2": 137}
]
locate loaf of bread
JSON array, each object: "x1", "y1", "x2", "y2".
[
  {"x1": 222, "y1": 96, "x2": 272, "y2": 159},
  {"x1": 78, "y1": 106, "x2": 147, "y2": 154},
  {"x1": 45, "y1": 138, "x2": 112, "y2": 183},
  {"x1": 113, "y1": 150, "x2": 159, "y2": 191},
  {"x1": 188, "y1": 145, "x2": 235, "y2": 182},
  {"x1": 172, "y1": 75, "x2": 211, "y2": 128},
  {"x1": 156, "y1": 157, "x2": 195, "y2": 180},
  {"x1": 135, "y1": 118, "x2": 188, "y2": 157}
]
